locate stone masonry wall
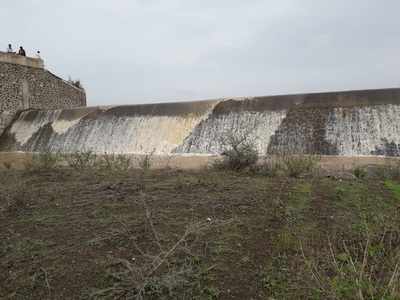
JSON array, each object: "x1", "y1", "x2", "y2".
[{"x1": 0, "y1": 59, "x2": 86, "y2": 135}]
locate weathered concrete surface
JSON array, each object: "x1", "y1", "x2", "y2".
[{"x1": 1, "y1": 88, "x2": 400, "y2": 156}]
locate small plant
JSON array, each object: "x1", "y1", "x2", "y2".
[
  {"x1": 6, "y1": 192, "x2": 29, "y2": 215},
  {"x1": 137, "y1": 150, "x2": 155, "y2": 171},
  {"x1": 65, "y1": 151, "x2": 98, "y2": 170},
  {"x1": 135, "y1": 151, "x2": 155, "y2": 192},
  {"x1": 301, "y1": 231, "x2": 400, "y2": 300},
  {"x1": 214, "y1": 133, "x2": 259, "y2": 171},
  {"x1": 372, "y1": 160, "x2": 400, "y2": 180},
  {"x1": 67, "y1": 76, "x2": 83, "y2": 89},
  {"x1": 3, "y1": 161, "x2": 12, "y2": 170},
  {"x1": 139, "y1": 155, "x2": 152, "y2": 170},
  {"x1": 384, "y1": 180, "x2": 400, "y2": 201},
  {"x1": 335, "y1": 186, "x2": 347, "y2": 201},
  {"x1": 25, "y1": 151, "x2": 61, "y2": 171},
  {"x1": 353, "y1": 166, "x2": 367, "y2": 180},
  {"x1": 282, "y1": 155, "x2": 319, "y2": 178},
  {"x1": 252, "y1": 156, "x2": 285, "y2": 177},
  {"x1": 99, "y1": 153, "x2": 132, "y2": 172}
]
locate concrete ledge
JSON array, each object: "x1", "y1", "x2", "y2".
[
  {"x1": 1, "y1": 152, "x2": 399, "y2": 171},
  {"x1": 0, "y1": 51, "x2": 44, "y2": 69}
]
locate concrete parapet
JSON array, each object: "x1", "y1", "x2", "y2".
[{"x1": 0, "y1": 51, "x2": 44, "y2": 69}]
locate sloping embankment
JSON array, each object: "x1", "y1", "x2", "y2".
[{"x1": 1, "y1": 88, "x2": 400, "y2": 156}]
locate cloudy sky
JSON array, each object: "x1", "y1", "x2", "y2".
[{"x1": 1, "y1": 0, "x2": 399, "y2": 106}]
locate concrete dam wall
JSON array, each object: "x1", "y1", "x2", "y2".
[
  {"x1": 1, "y1": 88, "x2": 400, "y2": 156},
  {"x1": 0, "y1": 52, "x2": 86, "y2": 136}
]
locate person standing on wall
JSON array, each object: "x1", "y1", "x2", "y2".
[
  {"x1": 6, "y1": 44, "x2": 14, "y2": 53},
  {"x1": 18, "y1": 46, "x2": 26, "y2": 56}
]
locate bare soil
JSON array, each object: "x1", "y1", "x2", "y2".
[{"x1": 1, "y1": 168, "x2": 400, "y2": 299}]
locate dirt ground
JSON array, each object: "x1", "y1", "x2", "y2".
[{"x1": 1, "y1": 166, "x2": 400, "y2": 299}]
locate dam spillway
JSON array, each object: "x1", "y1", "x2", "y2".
[{"x1": 1, "y1": 88, "x2": 400, "y2": 156}]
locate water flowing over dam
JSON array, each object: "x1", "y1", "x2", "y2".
[{"x1": 1, "y1": 88, "x2": 400, "y2": 156}]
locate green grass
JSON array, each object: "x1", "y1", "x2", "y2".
[{"x1": 385, "y1": 180, "x2": 400, "y2": 201}]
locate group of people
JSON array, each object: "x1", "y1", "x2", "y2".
[{"x1": 6, "y1": 44, "x2": 41, "y2": 58}]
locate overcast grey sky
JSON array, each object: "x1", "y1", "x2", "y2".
[{"x1": 1, "y1": 0, "x2": 399, "y2": 106}]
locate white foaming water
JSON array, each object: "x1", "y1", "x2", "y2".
[
  {"x1": 4, "y1": 99, "x2": 400, "y2": 157},
  {"x1": 10, "y1": 110, "x2": 62, "y2": 145},
  {"x1": 176, "y1": 110, "x2": 287, "y2": 154},
  {"x1": 325, "y1": 104, "x2": 400, "y2": 155},
  {"x1": 58, "y1": 115, "x2": 209, "y2": 154},
  {"x1": 10, "y1": 109, "x2": 214, "y2": 154},
  {"x1": 51, "y1": 118, "x2": 83, "y2": 135}
]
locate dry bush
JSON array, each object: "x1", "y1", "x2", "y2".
[
  {"x1": 133, "y1": 151, "x2": 156, "y2": 191},
  {"x1": 353, "y1": 166, "x2": 367, "y2": 180},
  {"x1": 65, "y1": 151, "x2": 98, "y2": 170},
  {"x1": 137, "y1": 150, "x2": 155, "y2": 172},
  {"x1": 25, "y1": 151, "x2": 61, "y2": 172},
  {"x1": 251, "y1": 156, "x2": 285, "y2": 177},
  {"x1": 251, "y1": 155, "x2": 319, "y2": 178},
  {"x1": 213, "y1": 132, "x2": 259, "y2": 171},
  {"x1": 370, "y1": 160, "x2": 400, "y2": 180},
  {"x1": 90, "y1": 199, "x2": 220, "y2": 299},
  {"x1": 99, "y1": 153, "x2": 132, "y2": 172},
  {"x1": 282, "y1": 155, "x2": 320, "y2": 178},
  {"x1": 64, "y1": 151, "x2": 134, "y2": 173},
  {"x1": 3, "y1": 161, "x2": 12, "y2": 170},
  {"x1": 67, "y1": 77, "x2": 83, "y2": 89},
  {"x1": 301, "y1": 230, "x2": 400, "y2": 299}
]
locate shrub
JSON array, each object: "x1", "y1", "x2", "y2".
[
  {"x1": 139, "y1": 154, "x2": 152, "y2": 171},
  {"x1": 25, "y1": 151, "x2": 61, "y2": 171},
  {"x1": 353, "y1": 166, "x2": 367, "y2": 180},
  {"x1": 301, "y1": 232, "x2": 400, "y2": 299},
  {"x1": 134, "y1": 151, "x2": 156, "y2": 191},
  {"x1": 65, "y1": 151, "x2": 98, "y2": 170},
  {"x1": 3, "y1": 161, "x2": 12, "y2": 170},
  {"x1": 384, "y1": 180, "x2": 400, "y2": 200},
  {"x1": 67, "y1": 77, "x2": 83, "y2": 89},
  {"x1": 282, "y1": 155, "x2": 319, "y2": 178},
  {"x1": 372, "y1": 160, "x2": 400, "y2": 180},
  {"x1": 252, "y1": 157, "x2": 285, "y2": 177},
  {"x1": 90, "y1": 202, "x2": 219, "y2": 299},
  {"x1": 214, "y1": 134, "x2": 259, "y2": 171},
  {"x1": 99, "y1": 153, "x2": 132, "y2": 172}
]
